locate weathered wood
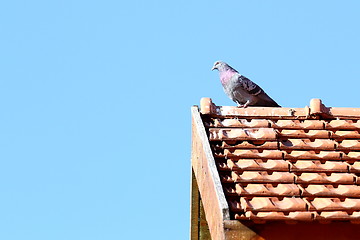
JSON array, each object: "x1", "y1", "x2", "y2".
[
  {"x1": 199, "y1": 199, "x2": 211, "y2": 240},
  {"x1": 191, "y1": 106, "x2": 229, "y2": 240},
  {"x1": 223, "y1": 220, "x2": 264, "y2": 240},
  {"x1": 191, "y1": 106, "x2": 259, "y2": 240},
  {"x1": 190, "y1": 170, "x2": 199, "y2": 240}
]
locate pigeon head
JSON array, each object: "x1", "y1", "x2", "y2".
[{"x1": 211, "y1": 61, "x2": 236, "y2": 72}]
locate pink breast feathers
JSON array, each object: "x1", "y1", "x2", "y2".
[{"x1": 220, "y1": 70, "x2": 236, "y2": 85}]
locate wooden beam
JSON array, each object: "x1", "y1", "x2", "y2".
[
  {"x1": 191, "y1": 105, "x2": 261, "y2": 240},
  {"x1": 190, "y1": 169, "x2": 200, "y2": 240},
  {"x1": 191, "y1": 106, "x2": 229, "y2": 240},
  {"x1": 199, "y1": 198, "x2": 211, "y2": 240}
]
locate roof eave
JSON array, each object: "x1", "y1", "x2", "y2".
[{"x1": 191, "y1": 106, "x2": 259, "y2": 240}]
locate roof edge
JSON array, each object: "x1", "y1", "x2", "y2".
[
  {"x1": 199, "y1": 98, "x2": 360, "y2": 119},
  {"x1": 191, "y1": 106, "x2": 229, "y2": 240}
]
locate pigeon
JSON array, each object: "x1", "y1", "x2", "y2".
[{"x1": 211, "y1": 61, "x2": 280, "y2": 107}]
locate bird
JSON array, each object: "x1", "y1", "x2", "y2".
[{"x1": 211, "y1": 61, "x2": 280, "y2": 108}]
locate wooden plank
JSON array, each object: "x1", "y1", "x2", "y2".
[
  {"x1": 192, "y1": 106, "x2": 260, "y2": 240},
  {"x1": 199, "y1": 199, "x2": 211, "y2": 240},
  {"x1": 223, "y1": 220, "x2": 264, "y2": 240},
  {"x1": 190, "y1": 169, "x2": 199, "y2": 240},
  {"x1": 191, "y1": 106, "x2": 229, "y2": 240}
]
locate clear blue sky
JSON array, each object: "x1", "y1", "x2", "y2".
[{"x1": 1, "y1": 1, "x2": 359, "y2": 239}]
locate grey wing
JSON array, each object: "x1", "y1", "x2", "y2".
[
  {"x1": 238, "y1": 75, "x2": 263, "y2": 96},
  {"x1": 238, "y1": 75, "x2": 280, "y2": 107}
]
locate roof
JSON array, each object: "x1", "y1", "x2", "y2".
[{"x1": 190, "y1": 98, "x2": 360, "y2": 240}]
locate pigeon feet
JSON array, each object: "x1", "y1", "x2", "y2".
[
  {"x1": 237, "y1": 104, "x2": 249, "y2": 108},
  {"x1": 237, "y1": 101, "x2": 250, "y2": 108}
]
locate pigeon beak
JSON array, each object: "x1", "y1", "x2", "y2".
[{"x1": 211, "y1": 66, "x2": 216, "y2": 71}]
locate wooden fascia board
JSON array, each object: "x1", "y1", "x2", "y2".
[
  {"x1": 191, "y1": 106, "x2": 230, "y2": 240},
  {"x1": 190, "y1": 169, "x2": 200, "y2": 240},
  {"x1": 191, "y1": 106, "x2": 262, "y2": 240}
]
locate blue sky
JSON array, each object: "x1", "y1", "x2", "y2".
[{"x1": 1, "y1": 1, "x2": 360, "y2": 239}]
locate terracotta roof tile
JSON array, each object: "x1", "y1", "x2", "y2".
[
  {"x1": 212, "y1": 118, "x2": 270, "y2": 128},
  {"x1": 220, "y1": 140, "x2": 278, "y2": 149},
  {"x1": 291, "y1": 160, "x2": 348, "y2": 172},
  {"x1": 317, "y1": 211, "x2": 351, "y2": 220},
  {"x1": 234, "y1": 211, "x2": 315, "y2": 222},
  {"x1": 227, "y1": 159, "x2": 289, "y2": 171},
  {"x1": 228, "y1": 197, "x2": 308, "y2": 213},
  {"x1": 270, "y1": 120, "x2": 325, "y2": 129},
  {"x1": 342, "y1": 151, "x2": 360, "y2": 160},
  {"x1": 280, "y1": 139, "x2": 336, "y2": 150},
  {"x1": 337, "y1": 140, "x2": 360, "y2": 150},
  {"x1": 224, "y1": 149, "x2": 283, "y2": 159},
  {"x1": 209, "y1": 128, "x2": 277, "y2": 141},
  {"x1": 194, "y1": 98, "x2": 360, "y2": 224},
  {"x1": 349, "y1": 162, "x2": 360, "y2": 172},
  {"x1": 325, "y1": 120, "x2": 360, "y2": 129},
  {"x1": 331, "y1": 130, "x2": 360, "y2": 139},
  {"x1": 230, "y1": 171, "x2": 295, "y2": 183},
  {"x1": 284, "y1": 150, "x2": 341, "y2": 160},
  {"x1": 278, "y1": 129, "x2": 331, "y2": 139},
  {"x1": 302, "y1": 185, "x2": 360, "y2": 197},
  {"x1": 237, "y1": 183, "x2": 301, "y2": 196},
  {"x1": 296, "y1": 172, "x2": 355, "y2": 184}
]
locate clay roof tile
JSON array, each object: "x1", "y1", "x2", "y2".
[{"x1": 191, "y1": 98, "x2": 360, "y2": 227}]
